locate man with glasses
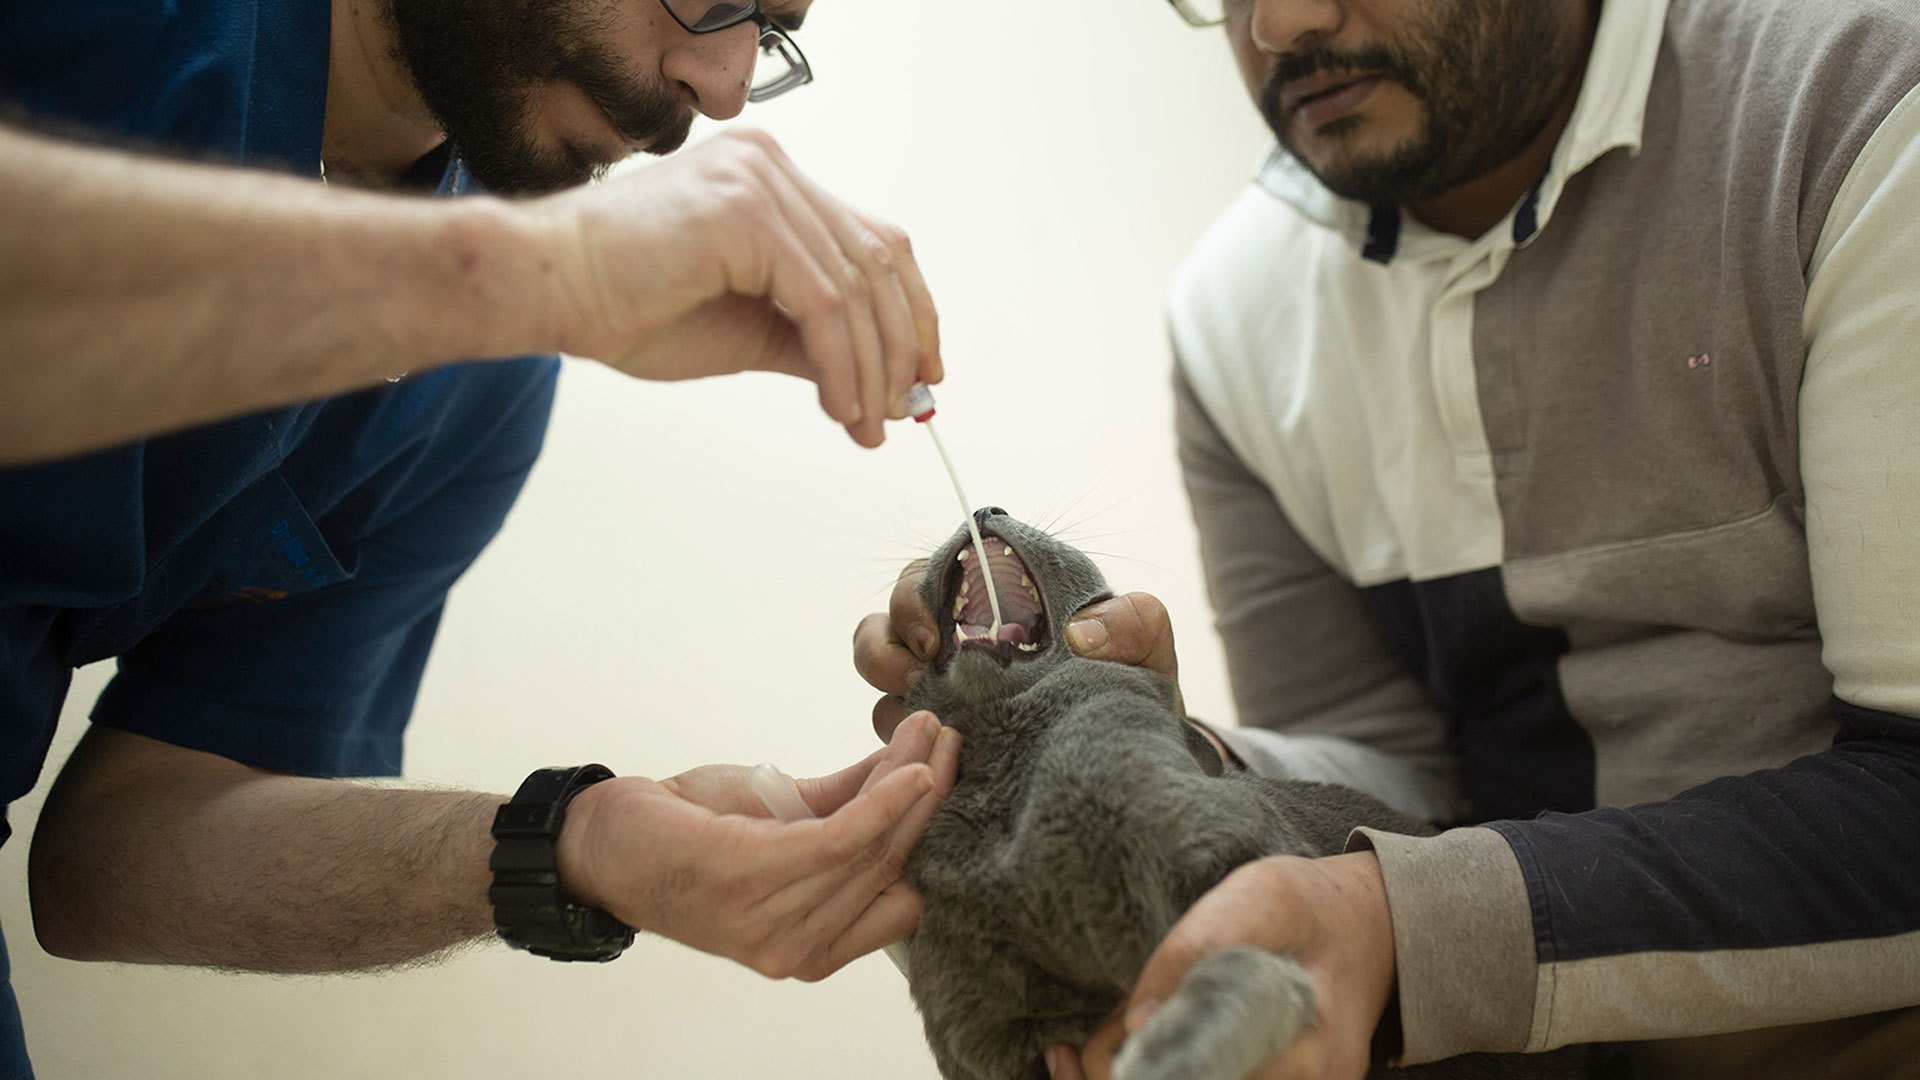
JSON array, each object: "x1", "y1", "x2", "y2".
[
  {"x1": 860, "y1": 0, "x2": 1920, "y2": 1076},
  {"x1": 0, "y1": 0, "x2": 957, "y2": 1075}
]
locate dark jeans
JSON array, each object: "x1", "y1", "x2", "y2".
[{"x1": 0, "y1": 921, "x2": 32, "y2": 1080}]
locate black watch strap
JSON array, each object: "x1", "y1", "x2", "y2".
[{"x1": 489, "y1": 764, "x2": 635, "y2": 962}]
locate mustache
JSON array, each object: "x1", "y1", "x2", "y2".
[{"x1": 1260, "y1": 43, "x2": 1421, "y2": 121}]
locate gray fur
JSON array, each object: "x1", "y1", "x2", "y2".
[
  {"x1": 900, "y1": 511, "x2": 1546, "y2": 1080},
  {"x1": 1112, "y1": 947, "x2": 1316, "y2": 1080},
  {"x1": 898, "y1": 511, "x2": 1605, "y2": 1076}
]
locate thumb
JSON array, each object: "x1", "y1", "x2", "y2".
[
  {"x1": 1123, "y1": 931, "x2": 1204, "y2": 1037},
  {"x1": 1065, "y1": 592, "x2": 1178, "y2": 680}
]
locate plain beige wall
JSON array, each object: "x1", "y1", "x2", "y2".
[{"x1": 1, "y1": 1, "x2": 1272, "y2": 1076}]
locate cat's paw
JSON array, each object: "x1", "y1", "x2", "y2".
[{"x1": 1111, "y1": 946, "x2": 1315, "y2": 1080}]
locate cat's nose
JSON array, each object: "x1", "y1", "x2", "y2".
[{"x1": 973, "y1": 506, "x2": 1007, "y2": 527}]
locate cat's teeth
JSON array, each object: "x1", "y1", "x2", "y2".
[
  {"x1": 1019, "y1": 575, "x2": 1031, "y2": 588},
  {"x1": 952, "y1": 595, "x2": 966, "y2": 619},
  {"x1": 960, "y1": 578, "x2": 971, "y2": 595},
  {"x1": 1002, "y1": 545, "x2": 1013, "y2": 556},
  {"x1": 957, "y1": 549, "x2": 969, "y2": 562},
  {"x1": 1017, "y1": 643, "x2": 1037, "y2": 652}
]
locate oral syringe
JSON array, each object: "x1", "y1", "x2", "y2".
[{"x1": 904, "y1": 383, "x2": 1005, "y2": 639}]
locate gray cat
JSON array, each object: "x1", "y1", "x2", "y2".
[{"x1": 899, "y1": 508, "x2": 1592, "y2": 1080}]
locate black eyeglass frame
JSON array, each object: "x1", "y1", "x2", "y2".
[{"x1": 655, "y1": 1, "x2": 815, "y2": 102}]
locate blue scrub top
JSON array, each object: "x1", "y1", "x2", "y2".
[
  {"x1": 1, "y1": 0, "x2": 559, "y2": 999},
  {"x1": 1, "y1": 0, "x2": 561, "y2": 807}
]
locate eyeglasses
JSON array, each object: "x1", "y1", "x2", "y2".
[
  {"x1": 656, "y1": 1, "x2": 814, "y2": 102},
  {"x1": 1165, "y1": 0, "x2": 1252, "y2": 28}
]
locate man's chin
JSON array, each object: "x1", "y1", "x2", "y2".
[{"x1": 1275, "y1": 127, "x2": 1442, "y2": 207}]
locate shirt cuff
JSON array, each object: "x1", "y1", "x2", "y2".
[{"x1": 1346, "y1": 826, "x2": 1538, "y2": 1063}]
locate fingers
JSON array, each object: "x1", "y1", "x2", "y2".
[
  {"x1": 797, "y1": 883, "x2": 924, "y2": 980},
  {"x1": 743, "y1": 152, "x2": 876, "y2": 441},
  {"x1": 853, "y1": 612, "x2": 925, "y2": 698},
  {"x1": 744, "y1": 135, "x2": 935, "y2": 448},
  {"x1": 793, "y1": 745, "x2": 888, "y2": 818},
  {"x1": 857, "y1": 710, "x2": 941, "y2": 797},
  {"x1": 890, "y1": 226, "x2": 942, "y2": 387},
  {"x1": 852, "y1": 559, "x2": 936, "y2": 701},
  {"x1": 1065, "y1": 592, "x2": 1180, "y2": 681},
  {"x1": 786, "y1": 722, "x2": 957, "y2": 979},
  {"x1": 537, "y1": 129, "x2": 940, "y2": 443},
  {"x1": 1078, "y1": 1019, "x2": 1126, "y2": 1080},
  {"x1": 807, "y1": 762, "x2": 934, "y2": 876},
  {"x1": 872, "y1": 694, "x2": 913, "y2": 741},
  {"x1": 777, "y1": 158, "x2": 932, "y2": 420},
  {"x1": 1045, "y1": 1044, "x2": 1085, "y2": 1080}
]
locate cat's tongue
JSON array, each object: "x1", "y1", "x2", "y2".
[
  {"x1": 951, "y1": 538, "x2": 1045, "y2": 655},
  {"x1": 957, "y1": 622, "x2": 1030, "y2": 646}
]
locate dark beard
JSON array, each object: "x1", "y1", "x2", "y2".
[
  {"x1": 384, "y1": 0, "x2": 693, "y2": 194},
  {"x1": 1260, "y1": 0, "x2": 1579, "y2": 207}
]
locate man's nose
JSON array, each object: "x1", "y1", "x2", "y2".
[
  {"x1": 1249, "y1": 0, "x2": 1344, "y2": 54},
  {"x1": 973, "y1": 506, "x2": 1007, "y2": 527},
  {"x1": 660, "y1": 22, "x2": 757, "y2": 120}
]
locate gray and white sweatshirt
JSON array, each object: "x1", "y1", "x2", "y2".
[{"x1": 1168, "y1": 0, "x2": 1920, "y2": 1062}]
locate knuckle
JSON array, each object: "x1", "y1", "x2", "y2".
[
  {"x1": 874, "y1": 845, "x2": 912, "y2": 882},
  {"x1": 709, "y1": 175, "x2": 763, "y2": 219},
  {"x1": 874, "y1": 220, "x2": 912, "y2": 254},
  {"x1": 809, "y1": 278, "x2": 847, "y2": 317},
  {"x1": 837, "y1": 261, "x2": 872, "y2": 303},
  {"x1": 857, "y1": 232, "x2": 895, "y2": 270}
]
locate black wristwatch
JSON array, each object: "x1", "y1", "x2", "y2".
[{"x1": 489, "y1": 764, "x2": 636, "y2": 962}]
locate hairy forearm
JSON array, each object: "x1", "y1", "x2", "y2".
[
  {"x1": 0, "y1": 124, "x2": 556, "y2": 465},
  {"x1": 30, "y1": 727, "x2": 501, "y2": 973}
]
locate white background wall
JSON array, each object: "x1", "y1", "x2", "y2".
[{"x1": 2, "y1": 1, "x2": 1270, "y2": 1075}]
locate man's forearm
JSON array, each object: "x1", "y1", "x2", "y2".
[
  {"x1": 0, "y1": 124, "x2": 555, "y2": 465},
  {"x1": 1355, "y1": 700, "x2": 1920, "y2": 1063},
  {"x1": 29, "y1": 726, "x2": 501, "y2": 972}
]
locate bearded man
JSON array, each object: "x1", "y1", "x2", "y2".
[
  {"x1": 0, "y1": 2, "x2": 961, "y2": 1076},
  {"x1": 858, "y1": 0, "x2": 1920, "y2": 1076}
]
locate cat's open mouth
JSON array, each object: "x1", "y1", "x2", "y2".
[{"x1": 940, "y1": 531, "x2": 1050, "y2": 667}]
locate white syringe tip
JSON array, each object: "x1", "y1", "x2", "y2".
[{"x1": 906, "y1": 382, "x2": 937, "y2": 422}]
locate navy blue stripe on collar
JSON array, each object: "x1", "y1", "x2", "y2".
[
  {"x1": 1363, "y1": 205, "x2": 1402, "y2": 264},
  {"x1": 1514, "y1": 166, "x2": 1550, "y2": 246}
]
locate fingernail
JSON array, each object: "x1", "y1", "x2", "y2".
[
  {"x1": 1125, "y1": 997, "x2": 1160, "y2": 1034},
  {"x1": 888, "y1": 392, "x2": 912, "y2": 420},
  {"x1": 909, "y1": 625, "x2": 938, "y2": 660},
  {"x1": 1043, "y1": 1047, "x2": 1059, "y2": 1078},
  {"x1": 848, "y1": 401, "x2": 865, "y2": 424},
  {"x1": 1066, "y1": 618, "x2": 1108, "y2": 655}
]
